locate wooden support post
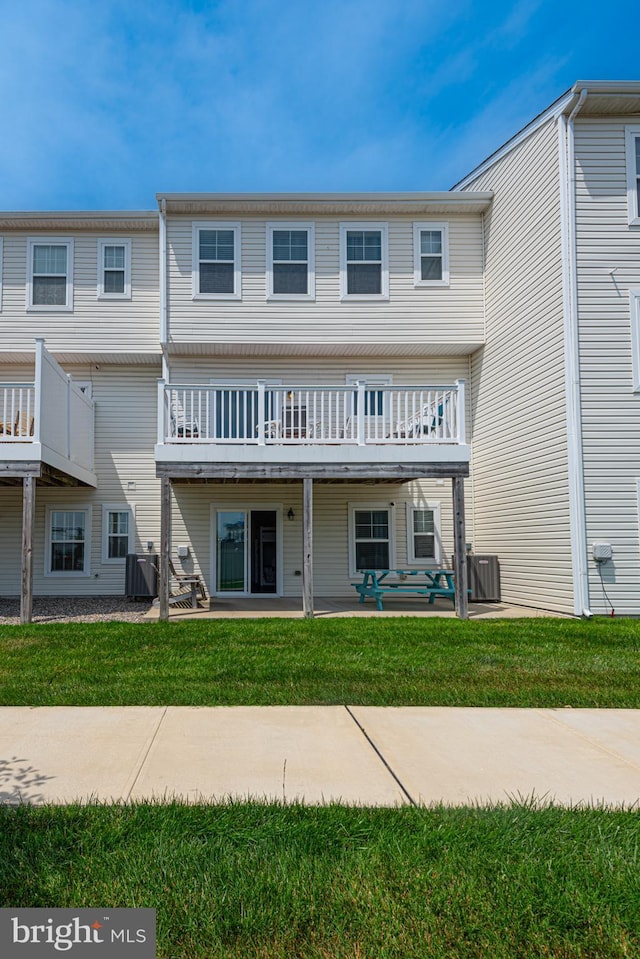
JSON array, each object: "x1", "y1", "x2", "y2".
[
  {"x1": 452, "y1": 476, "x2": 469, "y2": 620},
  {"x1": 159, "y1": 475, "x2": 171, "y2": 622},
  {"x1": 20, "y1": 475, "x2": 35, "y2": 625},
  {"x1": 302, "y1": 477, "x2": 314, "y2": 618}
]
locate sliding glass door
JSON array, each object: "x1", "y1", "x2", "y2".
[{"x1": 215, "y1": 509, "x2": 279, "y2": 594}]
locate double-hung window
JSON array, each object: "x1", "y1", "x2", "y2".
[
  {"x1": 406, "y1": 504, "x2": 441, "y2": 565},
  {"x1": 46, "y1": 508, "x2": 91, "y2": 575},
  {"x1": 193, "y1": 222, "x2": 241, "y2": 299},
  {"x1": 349, "y1": 505, "x2": 394, "y2": 575},
  {"x1": 27, "y1": 239, "x2": 73, "y2": 310},
  {"x1": 413, "y1": 222, "x2": 449, "y2": 286},
  {"x1": 626, "y1": 126, "x2": 640, "y2": 225},
  {"x1": 102, "y1": 505, "x2": 134, "y2": 562},
  {"x1": 340, "y1": 223, "x2": 388, "y2": 299},
  {"x1": 267, "y1": 223, "x2": 314, "y2": 299},
  {"x1": 98, "y1": 239, "x2": 131, "y2": 299}
]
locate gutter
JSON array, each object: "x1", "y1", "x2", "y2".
[
  {"x1": 558, "y1": 88, "x2": 591, "y2": 616},
  {"x1": 158, "y1": 197, "x2": 169, "y2": 381}
]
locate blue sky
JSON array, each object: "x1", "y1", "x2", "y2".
[{"x1": 0, "y1": 0, "x2": 637, "y2": 210}]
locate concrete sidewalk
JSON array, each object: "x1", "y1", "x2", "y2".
[{"x1": 0, "y1": 707, "x2": 638, "y2": 808}]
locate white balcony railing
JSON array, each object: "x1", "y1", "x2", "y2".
[
  {"x1": 159, "y1": 380, "x2": 466, "y2": 446},
  {"x1": 0, "y1": 339, "x2": 95, "y2": 477}
]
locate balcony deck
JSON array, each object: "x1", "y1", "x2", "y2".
[
  {"x1": 155, "y1": 380, "x2": 470, "y2": 479},
  {"x1": 0, "y1": 340, "x2": 96, "y2": 486}
]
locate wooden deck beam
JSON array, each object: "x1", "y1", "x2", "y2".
[
  {"x1": 159, "y1": 475, "x2": 171, "y2": 622},
  {"x1": 157, "y1": 461, "x2": 469, "y2": 481},
  {"x1": 452, "y1": 476, "x2": 469, "y2": 620},
  {"x1": 302, "y1": 477, "x2": 313, "y2": 618},
  {"x1": 20, "y1": 475, "x2": 35, "y2": 625}
]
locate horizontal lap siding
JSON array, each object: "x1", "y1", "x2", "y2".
[
  {"x1": 575, "y1": 117, "x2": 640, "y2": 613},
  {"x1": 0, "y1": 231, "x2": 159, "y2": 354},
  {"x1": 166, "y1": 216, "x2": 484, "y2": 349},
  {"x1": 464, "y1": 120, "x2": 573, "y2": 612},
  {"x1": 0, "y1": 365, "x2": 162, "y2": 596}
]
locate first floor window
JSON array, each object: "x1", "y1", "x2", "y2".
[
  {"x1": 28, "y1": 239, "x2": 73, "y2": 309},
  {"x1": 48, "y1": 510, "x2": 89, "y2": 574},
  {"x1": 353, "y1": 508, "x2": 390, "y2": 571},
  {"x1": 105, "y1": 509, "x2": 131, "y2": 560},
  {"x1": 407, "y1": 504, "x2": 441, "y2": 564}
]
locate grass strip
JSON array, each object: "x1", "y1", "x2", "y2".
[
  {"x1": 0, "y1": 801, "x2": 638, "y2": 958},
  {"x1": 0, "y1": 616, "x2": 639, "y2": 707}
]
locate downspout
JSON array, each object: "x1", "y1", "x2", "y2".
[
  {"x1": 159, "y1": 197, "x2": 169, "y2": 381},
  {"x1": 558, "y1": 87, "x2": 592, "y2": 616}
]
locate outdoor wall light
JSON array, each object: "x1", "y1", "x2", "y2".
[{"x1": 287, "y1": 508, "x2": 295, "y2": 521}]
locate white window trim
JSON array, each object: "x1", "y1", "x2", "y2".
[
  {"x1": 97, "y1": 238, "x2": 131, "y2": 300},
  {"x1": 625, "y1": 125, "x2": 640, "y2": 226},
  {"x1": 266, "y1": 222, "x2": 315, "y2": 301},
  {"x1": 339, "y1": 222, "x2": 389, "y2": 301},
  {"x1": 413, "y1": 222, "x2": 450, "y2": 287},
  {"x1": 45, "y1": 506, "x2": 91, "y2": 577},
  {"x1": 102, "y1": 504, "x2": 135, "y2": 564},
  {"x1": 0, "y1": 237, "x2": 3, "y2": 311},
  {"x1": 27, "y1": 238, "x2": 74, "y2": 312},
  {"x1": 348, "y1": 502, "x2": 396, "y2": 578},
  {"x1": 405, "y1": 502, "x2": 442, "y2": 566},
  {"x1": 192, "y1": 221, "x2": 241, "y2": 300},
  {"x1": 630, "y1": 290, "x2": 640, "y2": 391}
]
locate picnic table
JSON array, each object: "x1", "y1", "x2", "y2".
[{"x1": 354, "y1": 569, "x2": 457, "y2": 611}]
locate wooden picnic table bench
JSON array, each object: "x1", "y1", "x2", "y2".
[{"x1": 354, "y1": 568, "x2": 457, "y2": 611}]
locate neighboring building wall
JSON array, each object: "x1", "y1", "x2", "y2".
[
  {"x1": 462, "y1": 119, "x2": 575, "y2": 612},
  {"x1": 166, "y1": 215, "x2": 484, "y2": 350},
  {"x1": 574, "y1": 116, "x2": 640, "y2": 613},
  {"x1": 0, "y1": 364, "x2": 161, "y2": 596},
  {"x1": 0, "y1": 229, "x2": 159, "y2": 355}
]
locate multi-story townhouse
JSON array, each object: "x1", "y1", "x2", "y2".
[{"x1": 3, "y1": 80, "x2": 640, "y2": 622}]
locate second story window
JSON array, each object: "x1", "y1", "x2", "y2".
[
  {"x1": 27, "y1": 239, "x2": 73, "y2": 310},
  {"x1": 340, "y1": 223, "x2": 388, "y2": 299},
  {"x1": 414, "y1": 222, "x2": 449, "y2": 286},
  {"x1": 626, "y1": 126, "x2": 640, "y2": 225},
  {"x1": 98, "y1": 239, "x2": 131, "y2": 299},
  {"x1": 267, "y1": 223, "x2": 315, "y2": 299},
  {"x1": 193, "y1": 222, "x2": 241, "y2": 300}
]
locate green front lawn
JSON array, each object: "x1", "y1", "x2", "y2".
[
  {"x1": 0, "y1": 616, "x2": 639, "y2": 706},
  {"x1": 2, "y1": 801, "x2": 638, "y2": 959}
]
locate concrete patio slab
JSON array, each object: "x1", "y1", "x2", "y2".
[
  {"x1": 0, "y1": 707, "x2": 163, "y2": 804},
  {"x1": 349, "y1": 707, "x2": 640, "y2": 807},
  {"x1": 128, "y1": 706, "x2": 405, "y2": 805}
]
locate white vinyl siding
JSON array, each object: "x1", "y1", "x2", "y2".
[
  {"x1": 166, "y1": 216, "x2": 484, "y2": 350},
  {"x1": 574, "y1": 118, "x2": 640, "y2": 613},
  {"x1": 98, "y1": 239, "x2": 131, "y2": 299},
  {"x1": 46, "y1": 507, "x2": 91, "y2": 575},
  {"x1": 192, "y1": 222, "x2": 241, "y2": 300},
  {"x1": 27, "y1": 239, "x2": 73, "y2": 311},
  {"x1": 413, "y1": 222, "x2": 449, "y2": 286},
  {"x1": 340, "y1": 223, "x2": 388, "y2": 300},
  {"x1": 625, "y1": 125, "x2": 640, "y2": 225},
  {"x1": 0, "y1": 237, "x2": 3, "y2": 311},
  {"x1": 0, "y1": 230, "x2": 159, "y2": 355},
  {"x1": 267, "y1": 223, "x2": 315, "y2": 300},
  {"x1": 462, "y1": 119, "x2": 574, "y2": 613}
]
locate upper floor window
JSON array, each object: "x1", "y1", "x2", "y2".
[
  {"x1": 626, "y1": 126, "x2": 640, "y2": 225},
  {"x1": 98, "y1": 239, "x2": 131, "y2": 299},
  {"x1": 27, "y1": 239, "x2": 73, "y2": 311},
  {"x1": 413, "y1": 222, "x2": 449, "y2": 286},
  {"x1": 267, "y1": 223, "x2": 315, "y2": 300},
  {"x1": 340, "y1": 223, "x2": 389, "y2": 300},
  {"x1": 192, "y1": 222, "x2": 241, "y2": 300}
]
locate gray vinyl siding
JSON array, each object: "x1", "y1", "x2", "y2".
[
  {"x1": 463, "y1": 119, "x2": 574, "y2": 612},
  {"x1": 0, "y1": 231, "x2": 160, "y2": 354},
  {"x1": 166, "y1": 216, "x2": 484, "y2": 350},
  {"x1": 574, "y1": 117, "x2": 640, "y2": 613},
  {"x1": 0, "y1": 364, "x2": 162, "y2": 596}
]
